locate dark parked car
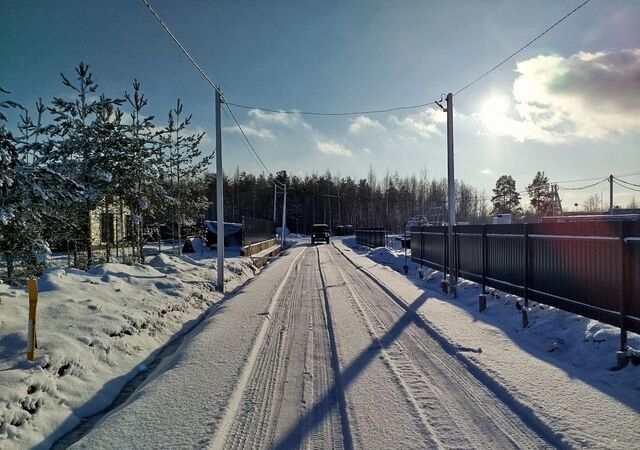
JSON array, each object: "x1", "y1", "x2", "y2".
[{"x1": 311, "y1": 224, "x2": 330, "y2": 245}]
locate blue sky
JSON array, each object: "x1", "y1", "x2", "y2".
[{"x1": 2, "y1": 0, "x2": 640, "y2": 208}]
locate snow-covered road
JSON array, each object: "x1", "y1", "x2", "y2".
[
  {"x1": 213, "y1": 244, "x2": 549, "y2": 449},
  {"x1": 69, "y1": 243, "x2": 559, "y2": 449}
]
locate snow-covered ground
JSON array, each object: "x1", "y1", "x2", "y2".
[
  {"x1": 0, "y1": 249, "x2": 255, "y2": 449},
  {"x1": 338, "y1": 237, "x2": 640, "y2": 448},
  {"x1": 3, "y1": 235, "x2": 637, "y2": 449}
]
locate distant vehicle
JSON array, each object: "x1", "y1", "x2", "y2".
[
  {"x1": 493, "y1": 213, "x2": 512, "y2": 224},
  {"x1": 311, "y1": 224, "x2": 330, "y2": 245}
]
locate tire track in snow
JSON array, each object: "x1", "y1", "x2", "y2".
[
  {"x1": 209, "y1": 247, "x2": 306, "y2": 449},
  {"x1": 328, "y1": 245, "x2": 552, "y2": 449},
  {"x1": 217, "y1": 247, "x2": 349, "y2": 450}
]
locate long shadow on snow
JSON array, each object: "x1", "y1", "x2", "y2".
[
  {"x1": 272, "y1": 289, "x2": 431, "y2": 450},
  {"x1": 338, "y1": 236, "x2": 640, "y2": 415}
]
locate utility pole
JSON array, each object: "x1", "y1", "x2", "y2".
[
  {"x1": 447, "y1": 93, "x2": 457, "y2": 295},
  {"x1": 437, "y1": 93, "x2": 457, "y2": 296},
  {"x1": 436, "y1": 92, "x2": 458, "y2": 298},
  {"x1": 215, "y1": 87, "x2": 224, "y2": 292},
  {"x1": 273, "y1": 183, "x2": 278, "y2": 222},
  {"x1": 609, "y1": 174, "x2": 614, "y2": 215},
  {"x1": 281, "y1": 184, "x2": 287, "y2": 249}
]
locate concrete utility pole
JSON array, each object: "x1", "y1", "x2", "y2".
[
  {"x1": 281, "y1": 184, "x2": 287, "y2": 249},
  {"x1": 273, "y1": 184, "x2": 278, "y2": 222},
  {"x1": 436, "y1": 93, "x2": 456, "y2": 296},
  {"x1": 445, "y1": 93, "x2": 457, "y2": 295},
  {"x1": 215, "y1": 87, "x2": 224, "y2": 292},
  {"x1": 609, "y1": 174, "x2": 614, "y2": 215}
]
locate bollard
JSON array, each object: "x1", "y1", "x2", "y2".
[
  {"x1": 521, "y1": 308, "x2": 529, "y2": 329},
  {"x1": 26, "y1": 278, "x2": 38, "y2": 362},
  {"x1": 479, "y1": 294, "x2": 487, "y2": 313}
]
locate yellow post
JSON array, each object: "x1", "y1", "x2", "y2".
[{"x1": 26, "y1": 278, "x2": 38, "y2": 362}]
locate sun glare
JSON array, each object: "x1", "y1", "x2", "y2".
[{"x1": 480, "y1": 95, "x2": 509, "y2": 118}]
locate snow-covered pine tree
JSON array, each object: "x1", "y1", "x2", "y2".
[
  {"x1": 118, "y1": 80, "x2": 164, "y2": 263},
  {"x1": 47, "y1": 63, "x2": 124, "y2": 267},
  {"x1": 0, "y1": 89, "x2": 82, "y2": 281},
  {"x1": 157, "y1": 99, "x2": 212, "y2": 255}
]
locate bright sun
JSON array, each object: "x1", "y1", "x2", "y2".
[{"x1": 480, "y1": 95, "x2": 510, "y2": 118}]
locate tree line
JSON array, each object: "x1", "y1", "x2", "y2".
[
  {"x1": 214, "y1": 169, "x2": 566, "y2": 235},
  {"x1": 5, "y1": 63, "x2": 628, "y2": 282}
]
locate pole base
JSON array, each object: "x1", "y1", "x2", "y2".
[
  {"x1": 616, "y1": 351, "x2": 629, "y2": 369},
  {"x1": 479, "y1": 294, "x2": 487, "y2": 313}
]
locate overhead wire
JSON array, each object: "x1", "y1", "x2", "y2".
[
  {"x1": 453, "y1": 0, "x2": 592, "y2": 96},
  {"x1": 556, "y1": 179, "x2": 608, "y2": 190},
  {"x1": 225, "y1": 101, "x2": 437, "y2": 117},
  {"x1": 225, "y1": 0, "x2": 591, "y2": 115},
  {"x1": 141, "y1": 0, "x2": 285, "y2": 188},
  {"x1": 221, "y1": 105, "x2": 286, "y2": 188},
  {"x1": 141, "y1": 0, "x2": 221, "y2": 97},
  {"x1": 614, "y1": 177, "x2": 640, "y2": 188},
  {"x1": 613, "y1": 180, "x2": 640, "y2": 192}
]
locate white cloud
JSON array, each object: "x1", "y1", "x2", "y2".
[
  {"x1": 349, "y1": 116, "x2": 385, "y2": 134},
  {"x1": 315, "y1": 139, "x2": 353, "y2": 156},
  {"x1": 222, "y1": 125, "x2": 275, "y2": 140},
  {"x1": 479, "y1": 168, "x2": 494, "y2": 175},
  {"x1": 248, "y1": 109, "x2": 301, "y2": 127},
  {"x1": 477, "y1": 49, "x2": 640, "y2": 143},
  {"x1": 388, "y1": 108, "x2": 445, "y2": 138}
]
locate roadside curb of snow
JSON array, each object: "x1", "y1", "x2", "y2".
[
  {"x1": 331, "y1": 242, "x2": 569, "y2": 449},
  {"x1": 0, "y1": 255, "x2": 258, "y2": 449}
]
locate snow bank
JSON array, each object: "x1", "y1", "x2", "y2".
[{"x1": 0, "y1": 253, "x2": 255, "y2": 449}]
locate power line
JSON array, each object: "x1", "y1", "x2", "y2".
[
  {"x1": 227, "y1": 0, "x2": 590, "y2": 116},
  {"x1": 226, "y1": 101, "x2": 437, "y2": 117},
  {"x1": 454, "y1": 0, "x2": 592, "y2": 96},
  {"x1": 613, "y1": 180, "x2": 640, "y2": 192},
  {"x1": 557, "y1": 179, "x2": 607, "y2": 190},
  {"x1": 224, "y1": 104, "x2": 286, "y2": 188},
  {"x1": 141, "y1": 0, "x2": 284, "y2": 188},
  {"x1": 221, "y1": 106, "x2": 286, "y2": 188},
  {"x1": 614, "y1": 176, "x2": 640, "y2": 188},
  {"x1": 141, "y1": 0, "x2": 221, "y2": 97}
]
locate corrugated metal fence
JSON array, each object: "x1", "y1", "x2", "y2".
[
  {"x1": 242, "y1": 217, "x2": 276, "y2": 246},
  {"x1": 356, "y1": 228, "x2": 386, "y2": 248},
  {"x1": 410, "y1": 221, "x2": 640, "y2": 341}
]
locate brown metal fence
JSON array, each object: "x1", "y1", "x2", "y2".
[
  {"x1": 242, "y1": 217, "x2": 276, "y2": 246},
  {"x1": 356, "y1": 228, "x2": 386, "y2": 248},
  {"x1": 410, "y1": 221, "x2": 640, "y2": 345}
]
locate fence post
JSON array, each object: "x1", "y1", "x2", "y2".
[
  {"x1": 524, "y1": 223, "x2": 529, "y2": 308},
  {"x1": 481, "y1": 224, "x2": 487, "y2": 295},
  {"x1": 456, "y1": 225, "x2": 460, "y2": 280},
  {"x1": 443, "y1": 228, "x2": 448, "y2": 282},
  {"x1": 620, "y1": 221, "x2": 629, "y2": 351},
  {"x1": 419, "y1": 227, "x2": 424, "y2": 278},
  {"x1": 478, "y1": 225, "x2": 488, "y2": 312}
]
